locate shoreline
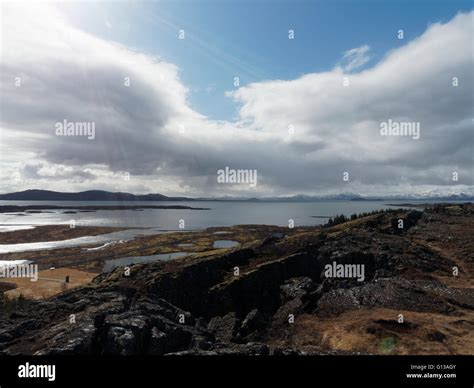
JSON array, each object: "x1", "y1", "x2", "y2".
[
  {"x1": 386, "y1": 202, "x2": 472, "y2": 208},
  {"x1": 0, "y1": 204, "x2": 210, "y2": 213},
  {"x1": 0, "y1": 225, "x2": 126, "y2": 244},
  {"x1": 0, "y1": 224, "x2": 292, "y2": 272}
]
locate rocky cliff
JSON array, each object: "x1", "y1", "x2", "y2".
[{"x1": 0, "y1": 204, "x2": 473, "y2": 355}]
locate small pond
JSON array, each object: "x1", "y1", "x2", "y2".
[{"x1": 212, "y1": 240, "x2": 239, "y2": 249}]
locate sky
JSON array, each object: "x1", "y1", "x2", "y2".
[{"x1": 0, "y1": 0, "x2": 473, "y2": 197}]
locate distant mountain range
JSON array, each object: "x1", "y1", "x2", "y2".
[
  {"x1": 197, "y1": 191, "x2": 474, "y2": 202},
  {"x1": 0, "y1": 189, "x2": 473, "y2": 202},
  {"x1": 239, "y1": 191, "x2": 474, "y2": 202},
  {"x1": 0, "y1": 190, "x2": 193, "y2": 201}
]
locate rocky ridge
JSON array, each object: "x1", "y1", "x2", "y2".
[{"x1": 0, "y1": 204, "x2": 472, "y2": 355}]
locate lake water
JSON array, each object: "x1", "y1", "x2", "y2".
[
  {"x1": 0, "y1": 199, "x2": 435, "y2": 231},
  {"x1": 0, "y1": 199, "x2": 466, "y2": 254},
  {"x1": 213, "y1": 240, "x2": 240, "y2": 248}
]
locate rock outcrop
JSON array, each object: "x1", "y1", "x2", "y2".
[{"x1": 0, "y1": 203, "x2": 472, "y2": 355}]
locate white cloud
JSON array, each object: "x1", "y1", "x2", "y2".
[
  {"x1": 340, "y1": 45, "x2": 371, "y2": 72},
  {"x1": 0, "y1": 3, "x2": 472, "y2": 196}
]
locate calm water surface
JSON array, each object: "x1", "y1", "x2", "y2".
[
  {"x1": 0, "y1": 199, "x2": 430, "y2": 230},
  {"x1": 0, "y1": 200, "x2": 462, "y2": 253}
]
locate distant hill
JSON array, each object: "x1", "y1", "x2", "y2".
[
  {"x1": 1, "y1": 189, "x2": 472, "y2": 202},
  {"x1": 0, "y1": 189, "x2": 193, "y2": 201}
]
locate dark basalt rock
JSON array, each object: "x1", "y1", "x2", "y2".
[
  {"x1": 208, "y1": 312, "x2": 239, "y2": 342},
  {"x1": 24, "y1": 297, "x2": 214, "y2": 356},
  {"x1": 0, "y1": 204, "x2": 472, "y2": 355},
  {"x1": 389, "y1": 211, "x2": 422, "y2": 234},
  {"x1": 316, "y1": 277, "x2": 456, "y2": 317},
  {"x1": 237, "y1": 309, "x2": 268, "y2": 341},
  {"x1": 427, "y1": 331, "x2": 447, "y2": 343}
]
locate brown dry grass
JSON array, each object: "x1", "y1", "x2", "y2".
[
  {"x1": 3, "y1": 267, "x2": 97, "y2": 300},
  {"x1": 283, "y1": 308, "x2": 474, "y2": 355}
]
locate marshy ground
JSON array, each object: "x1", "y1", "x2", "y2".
[{"x1": 0, "y1": 223, "x2": 291, "y2": 299}]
